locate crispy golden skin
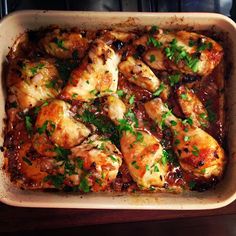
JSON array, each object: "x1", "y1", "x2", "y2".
[
  {"x1": 40, "y1": 28, "x2": 89, "y2": 59},
  {"x1": 7, "y1": 59, "x2": 62, "y2": 109},
  {"x1": 120, "y1": 131, "x2": 168, "y2": 189},
  {"x1": 35, "y1": 99, "x2": 90, "y2": 150},
  {"x1": 135, "y1": 30, "x2": 223, "y2": 76},
  {"x1": 177, "y1": 85, "x2": 209, "y2": 128},
  {"x1": 119, "y1": 56, "x2": 160, "y2": 92},
  {"x1": 61, "y1": 39, "x2": 121, "y2": 101},
  {"x1": 70, "y1": 135, "x2": 122, "y2": 192},
  {"x1": 145, "y1": 98, "x2": 225, "y2": 178}
]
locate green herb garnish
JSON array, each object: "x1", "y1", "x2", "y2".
[
  {"x1": 168, "y1": 74, "x2": 180, "y2": 86},
  {"x1": 153, "y1": 83, "x2": 165, "y2": 97},
  {"x1": 147, "y1": 36, "x2": 162, "y2": 48},
  {"x1": 25, "y1": 116, "x2": 33, "y2": 134},
  {"x1": 129, "y1": 95, "x2": 135, "y2": 105},
  {"x1": 131, "y1": 161, "x2": 140, "y2": 169},
  {"x1": 79, "y1": 178, "x2": 90, "y2": 193},
  {"x1": 150, "y1": 54, "x2": 156, "y2": 63},
  {"x1": 192, "y1": 146, "x2": 200, "y2": 156},
  {"x1": 44, "y1": 174, "x2": 65, "y2": 188},
  {"x1": 23, "y1": 157, "x2": 32, "y2": 166}
]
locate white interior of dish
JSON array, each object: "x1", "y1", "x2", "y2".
[{"x1": 0, "y1": 11, "x2": 236, "y2": 209}]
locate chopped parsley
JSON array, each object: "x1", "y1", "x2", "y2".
[
  {"x1": 45, "y1": 79, "x2": 58, "y2": 90},
  {"x1": 77, "y1": 158, "x2": 84, "y2": 169},
  {"x1": 192, "y1": 146, "x2": 200, "y2": 156},
  {"x1": 147, "y1": 36, "x2": 162, "y2": 48},
  {"x1": 154, "y1": 164, "x2": 159, "y2": 172},
  {"x1": 174, "y1": 139, "x2": 180, "y2": 146},
  {"x1": 9, "y1": 101, "x2": 17, "y2": 108},
  {"x1": 164, "y1": 38, "x2": 199, "y2": 72},
  {"x1": 170, "y1": 120, "x2": 177, "y2": 126},
  {"x1": 37, "y1": 120, "x2": 56, "y2": 136},
  {"x1": 72, "y1": 93, "x2": 78, "y2": 99},
  {"x1": 129, "y1": 95, "x2": 135, "y2": 105},
  {"x1": 197, "y1": 42, "x2": 213, "y2": 52},
  {"x1": 131, "y1": 161, "x2": 140, "y2": 170},
  {"x1": 150, "y1": 54, "x2": 156, "y2": 63},
  {"x1": 30, "y1": 63, "x2": 44, "y2": 76},
  {"x1": 53, "y1": 38, "x2": 68, "y2": 50},
  {"x1": 146, "y1": 164, "x2": 150, "y2": 171},
  {"x1": 153, "y1": 83, "x2": 165, "y2": 97},
  {"x1": 34, "y1": 101, "x2": 49, "y2": 114},
  {"x1": 161, "y1": 150, "x2": 169, "y2": 165},
  {"x1": 168, "y1": 74, "x2": 180, "y2": 86},
  {"x1": 22, "y1": 157, "x2": 32, "y2": 166},
  {"x1": 79, "y1": 178, "x2": 90, "y2": 193},
  {"x1": 199, "y1": 113, "x2": 208, "y2": 120},
  {"x1": 25, "y1": 116, "x2": 33, "y2": 134},
  {"x1": 180, "y1": 93, "x2": 188, "y2": 100},
  {"x1": 149, "y1": 25, "x2": 158, "y2": 34},
  {"x1": 189, "y1": 180, "x2": 196, "y2": 190},
  {"x1": 109, "y1": 155, "x2": 118, "y2": 162},
  {"x1": 188, "y1": 39, "x2": 196, "y2": 47},
  {"x1": 125, "y1": 110, "x2": 138, "y2": 128},
  {"x1": 117, "y1": 118, "x2": 134, "y2": 134},
  {"x1": 116, "y1": 89, "x2": 125, "y2": 97},
  {"x1": 54, "y1": 146, "x2": 71, "y2": 158},
  {"x1": 135, "y1": 131, "x2": 144, "y2": 143},
  {"x1": 182, "y1": 117, "x2": 193, "y2": 126},
  {"x1": 184, "y1": 136, "x2": 190, "y2": 142},
  {"x1": 72, "y1": 50, "x2": 79, "y2": 60},
  {"x1": 206, "y1": 100, "x2": 217, "y2": 122},
  {"x1": 160, "y1": 110, "x2": 172, "y2": 128},
  {"x1": 44, "y1": 174, "x2": 65, "y2": 188},
  {"x1": 80, "y1": 110, "x2": 119, "y2": 146}
]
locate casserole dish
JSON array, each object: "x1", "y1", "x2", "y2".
[{"x1": 0, "y1": 10, "x2": 236, "y2": 209}]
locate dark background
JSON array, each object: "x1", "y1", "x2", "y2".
[{"x1": 1, "y1": 0, "x2": 236, "y2": 235}]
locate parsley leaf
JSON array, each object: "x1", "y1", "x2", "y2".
[
  {"x1": 153, "y1": 83, "x2": 165, "y2": 97},
  {"x1": 79, "y1": 178, "x2": 90, "y2": 193},
  {"x1": 192, "y1": 146, "x2": 199, "y2": 156},
  {"x1": 168, "y1": 74, "x2": 180, "y2": 86},
  {"x1": 25, "y1": 116, "x2": 33, "y2": 134},
  {"x1": 117, "y1": 89, "x2": 125, "y2": 97},
  {"x1": 53, "y1": 38, "x2": 68, "y2": 50},
  {"x1": 129, "y1": 95, "x2": 135, "y2": 104},
  {"x1": 161, "y1": 150, "x2": 169, "y2": 165},
  {"x1": 147, "y1": 36, "x2": 162, "y2": 48},
  {"x1": 150, "y1": 54, "x2": 156, "y2": 62},
  {"x1": 149, "y1": 25, "x2": 158, "y2": 34},
  {"x1": 131, "y1": 161, "x2": 140, "y2": 169},
  {"x1": 44, "y1": 174, "x2": 65, "y2": 188},
  {"x1": 23, "y1": 157, "x2": 32, "y2": 166},
  {"x1": 77, "y1": 158, "x2": 84, "y2": 169},
  {"x1": 182, "y1": 117, "x2": 193, "y2": 126}
]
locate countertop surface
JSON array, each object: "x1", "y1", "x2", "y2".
[{"x1": 1, "y1": 199, "x2": 236, "y2": 233}]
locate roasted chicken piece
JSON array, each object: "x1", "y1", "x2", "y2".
[
  {"x1": 134, "y1": 30, "x2": 223, "y2": 76},
  {"x1": 120, "y1": 130, "x2": 168, "y2": 190},
  {"x1": 40, "y1": 28, "x2": 89, "y2": 59},
  {"x1": 145, "y1": 98, "x2": 225, "y2": 179},
  {"x1": 177, "y1": 85, "x2": 209, "y2": 128},
  {"x1": 70, "y1": 135, "x2": 122, "y2": 192},
  {"x1": 61, "y1": 39, "x2": 121, "y2": 101},
  {"x1": 102, "y1": 30, "x2": 136, "y2": 44},
  {"x1": 119, "y1": 56, "x2": 160, "y2": 92},
  {"x1": 7, "y1": 59, "x2": 62, "y2": 109},
  {"x1": 34, "y1": 99, "x2": 90, "y2": 151},
  {"x1": 106, "y1": 94, "x2": 126, "y2": 125}
]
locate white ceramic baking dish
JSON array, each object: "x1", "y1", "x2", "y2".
[{"x1": 0, "y1": 10, "x2": 236, "y2": 209}]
